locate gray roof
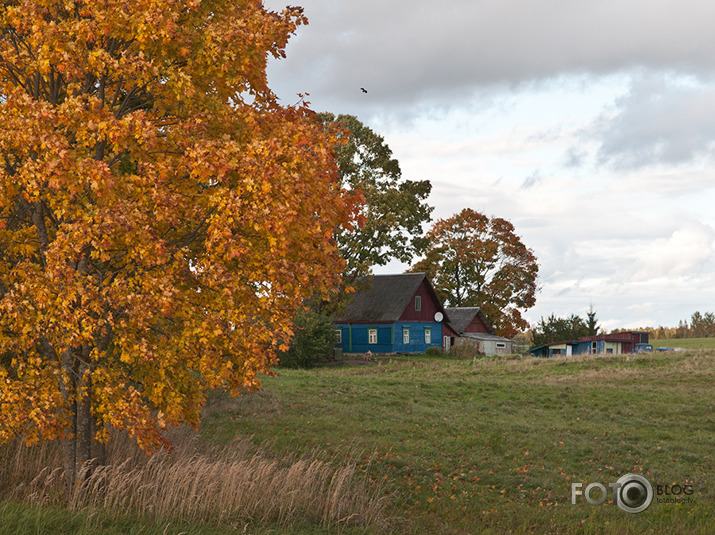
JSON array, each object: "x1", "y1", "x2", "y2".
[
  {"x1": 444, "y1": 307, "x2": 494, "y2": 335},
  {"x1": 461, "y1": 332, "x2": 512, "y2": 342},
  {"x1": 333, "y1": 273, "x2": 434, "y2": 322}
]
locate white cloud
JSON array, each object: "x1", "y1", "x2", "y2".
[
  {"x1": 630, "y1": 223, "x2": 715, "y2": 281},
  {"x1": 264, "y1": 0, "x2": 715, "y2": 329}
]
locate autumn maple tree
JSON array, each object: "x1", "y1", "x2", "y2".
[
  {"x1": 411, "y1": 208, "x2": 539, "y2": 337},
  {"x1": 0, "y1": 0, "x2": 355, "y2": 490}
]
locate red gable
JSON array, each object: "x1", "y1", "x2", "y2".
[
  {"x1": 398, "y1": 277, "x2": 445, "y2": 322},
  {"x1": 463, "y1": 314, "x2": 489, "y2": 334}
]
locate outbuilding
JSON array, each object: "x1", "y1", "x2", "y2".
[
  {"x1": 445, "y1": 307, "x2": 513, "y2": 356},
  {"x1": 529, "y1": 331, "x2": 651, "y2": 357}
]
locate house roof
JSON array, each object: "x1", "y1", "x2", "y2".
[
  {"x1": 333, "y1": 273, "x2": 441, "y2": 323},
  {"x1": 577, "y1": 332, "x2": 644, "y2": 343},
  {"x1": 444, "y1": 307, "x2": 494, "y2": 335},
  {"x1": 461, "y1": 332, "x2": 512, "y2": 343}
]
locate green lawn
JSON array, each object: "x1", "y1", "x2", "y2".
[
  {"x1": 0, "y1": 501, "x2": 352, "y2": 535},
  {"x1": 651, "y1": 337, "x2": 715, "y2": 350},
  {"x1": 200, "y1": 351, "x2": 713, "y2": 534},
  {"x1": 2, "y1": 350, "x2": 713, "y2": 534}
]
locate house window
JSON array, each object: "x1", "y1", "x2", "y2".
[
  {"x1": 424, "y1": 328, "x2": 431, "y2": 344},
  {"x1": 415, "y1": 296, "x2": 421, "y2": 312},
  {"x1": 368, "y1": 328, "x2": 378, "y2": 344},
  {"x1": 335, "y1": 329, "x2": 342, "y2": 344},
  {"x1": 591, "y1": 341, "x2": 597, "y2": 354},
  {"x1": 552, "y1": 348, "x2": 562, "y2": 355},
  {"x1": 403, "y1": 328, "x2": 410, "y2": 344},
  {"x1": 496, "y1": 342, "x2": 506, "y2": 349}
]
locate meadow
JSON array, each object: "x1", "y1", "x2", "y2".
[
  {"x1": 1, "y1": 349, "x2": 713, "y2": 534},
  {"x1": 650, "y1": 337, "x2": 715, "y2": 350}
]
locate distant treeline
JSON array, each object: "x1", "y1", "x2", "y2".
[{"x1": 612, "y1": 311, "x2": 715, "y2": 339}]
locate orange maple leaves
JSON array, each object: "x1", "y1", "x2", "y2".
[
  {"x1": 411, "y1": 208, "x2": 539, "y2": 338},
  {"x1": 0, "y1": 0, "x2": 357, "y2": 456}
]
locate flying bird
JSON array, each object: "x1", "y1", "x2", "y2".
[{"x1": 360, "y1": 87, "x2": 368, "y2": 93}]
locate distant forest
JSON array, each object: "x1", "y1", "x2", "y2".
[{"x1": 613, "y1": 311, "x2": 715, "y2": 339}]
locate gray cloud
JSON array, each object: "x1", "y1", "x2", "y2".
[
  {"x1": 592, "y1": 74, "x2": 715, "y2": 169},
  {"x1": 562, "y1": 147, "x2": 588, "y2": 168},
  {"x1": 262, "y1": 0, "x2": 715, "y2": 329},
  {"x1": 265, "y1": 0, "x2": 715, "y2": 115},
  {"x1": 521, "y1": 171, "x2": 543, "y2": 189}
]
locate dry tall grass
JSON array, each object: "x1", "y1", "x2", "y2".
[{"x1": 0, "y1": 427, "x2": 387, "y2": 531}]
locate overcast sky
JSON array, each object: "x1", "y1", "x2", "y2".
[{"x1": 264, "y1": 0, "x2": 715, "y2": 331}]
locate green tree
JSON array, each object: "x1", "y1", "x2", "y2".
[
  {"x1": 531, "y1": 314, "x2": 590, "y2": 348},
  {"x1": 586, "y1": 304, "x2": 600, "y2": 336},
  {"x1": 279, "y1": 310, "x2": 336, "y2": 369},
  {"x1": 411, "y1": 208, "x2": 539, "y2": 337},
  {"x1": 319, "y1": 113, "x2": 433, "y2": 283}
]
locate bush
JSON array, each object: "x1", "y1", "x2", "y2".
[
  {"x1": 279, "y1": 310, "x2": 336, "y2": 368},
  {"x1": 425, "y1": 346, "x2": 443, "y2": 357},
  {"x1": 448, "y1": 343, "x2": 485, "y2": 360}
]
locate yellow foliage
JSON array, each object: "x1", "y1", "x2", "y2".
[{"x1": 0, "y1": 0, "x2": 358, "y2": 454}]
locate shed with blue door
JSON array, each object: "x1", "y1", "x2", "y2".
[{"x1": 333, "y1": 273, "x2": 448, "y2": 354}]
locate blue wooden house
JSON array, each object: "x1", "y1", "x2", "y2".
[{"x1": 333, "y1": 273, "x2": 448, "y2": 354}]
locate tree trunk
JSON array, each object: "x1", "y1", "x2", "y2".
[
  {"x1": 61, "y1": 427, "x2": 77, "y2": 493},
  {"x1": 59, "y1": 346, "x2": 97, "y2": 496},
  {"x1": 91, "y1": 418, "x2": 106, "y2": 467},
  {"x1": 59, "y1": 348, "x2": 77, "y2": 494},
  {"x1": 75, "y1": 357, "x2": 92, "y2": 482}
]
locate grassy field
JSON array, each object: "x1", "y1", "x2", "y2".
[
  {"x1": 2, "y1": 350, "x2": 713, "y2": 534},
  {"x1": 651, "y1": 337, "x2": 715, "y2": 350}
]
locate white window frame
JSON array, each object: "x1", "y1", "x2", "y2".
[
  {"x1": 403, "y1": 328, "x2": 410, "y2": 344},
  {"x1": 335, "y1": 329, "x2": 342, "y2": 344},
  {"x1": 424, "y1": 328, "x2": 431, "y2": 344},
  {"x1": 368, "y1": 328, "x2": 378, "y2": 345},
  {"x1": 496, "y1": 342, "x2": 506, "y2": 349}
]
